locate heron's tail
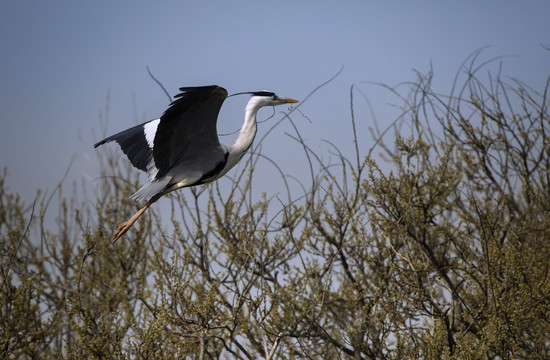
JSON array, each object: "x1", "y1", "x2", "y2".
[{"x1": 131, "y1": 177, "x2": 171, "y2": 202}]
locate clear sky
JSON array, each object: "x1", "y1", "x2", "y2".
[{"x1": 1, "y1": 1, "x2": 549, "y2": 203}]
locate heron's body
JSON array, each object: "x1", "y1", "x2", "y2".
[{"x1": 94, "y1": 85, "x2": 298, "y2": 242}]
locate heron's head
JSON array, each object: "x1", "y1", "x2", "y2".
[
  {"x1": 231, "y1": 91, "x2": 299, "y2": 109},
  {"x1": 251, "y1": 91, "x2": 299, "y2": 107}
]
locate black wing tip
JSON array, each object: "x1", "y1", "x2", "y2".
[
  {"x1": 167, "y1": 85, "x2": 228, "y2": 111},
  {"x1": 175, "y1": 85, "x2": 227, "y2": 98},
  {"x1": 94, "y1": 135, "x2": 118, "y2": 148},
  {"x1": 177, "y1": 85, "x2": 224, "y2": 91},
  {"x1": 93, "y1": 139, "x2": 107, "y2": 148}
]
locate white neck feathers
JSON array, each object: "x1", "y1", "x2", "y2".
[
  {"x1": 223, "y1": 97, "x2": 266, "y2": 173},
  {"x1": 232, "y1": 100, "x2": 260, "y2": 152}
]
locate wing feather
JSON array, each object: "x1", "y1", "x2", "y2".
[
  {"x1": 153, "y1": 86, "x2": 228, "y2": 179},
  {"x1": 94, "y1": 85, "x2": 229, "y2": 191},
  {"x1": 93, "y1": 120, "x2": 156, "y2": 173}
]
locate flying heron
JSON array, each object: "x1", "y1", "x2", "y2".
[{"x1": 94, "y1": 85, "x2": 298, "y2": 242}]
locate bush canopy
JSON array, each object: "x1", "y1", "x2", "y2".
[{"x1": 2, "y1": 54, "x2": 549, "y2": 359}]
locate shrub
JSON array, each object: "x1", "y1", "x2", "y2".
[{"x1": 1, "y1": 53, "x2": 549, "y2": 359}]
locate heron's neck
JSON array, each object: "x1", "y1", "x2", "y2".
[
  {"x1": 223, "y1": 101, "x2": 260, "y2": 172},
  {"x1": 233, "y1": 101, "x2": 259, "y2": 154}
]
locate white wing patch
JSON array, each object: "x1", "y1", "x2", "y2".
[
  {"x1": 143, "y1": 119, "x2": 161, "y2": 182},
  {"x1": 144, "y1": 119, "x2": 160, "y2": 149}
]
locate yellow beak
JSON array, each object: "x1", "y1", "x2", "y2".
[{"x1": 277, "y1": 96, "x2": 299, "y2": 104}]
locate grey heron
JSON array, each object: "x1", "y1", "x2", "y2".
[{"x1": 94, "y1": 85, "x2": 298, "y2": 243}]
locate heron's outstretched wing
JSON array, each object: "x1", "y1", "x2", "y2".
[
  {"x1": 153, "y1": 85, "x2": 228, "y2": 179},
  {"x1": 94, "y1": 86, "x2": 228, "y2": 180},
  {"x1": 93, "y1": 119, "x2": 156, "y2": 174}
]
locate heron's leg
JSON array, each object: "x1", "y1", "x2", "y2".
[{"x1": 111, "y1": 193, "x2": 162, "y2": 243}]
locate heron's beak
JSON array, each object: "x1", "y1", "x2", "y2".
[{"x1": 278, "y1": 96, "x2": 299, "y2": 104}]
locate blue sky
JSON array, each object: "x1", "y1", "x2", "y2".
[{"x1": 1, "y1": 1, "x2": 549, "y2": 203}]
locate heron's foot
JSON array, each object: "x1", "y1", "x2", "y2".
[{"x1": 112, "y1": 221, "x2": 132, "y2": 243}]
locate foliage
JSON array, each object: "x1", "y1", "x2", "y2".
[{"x1": 1, "y1": 54, "x2": 549, "y2": 359}]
